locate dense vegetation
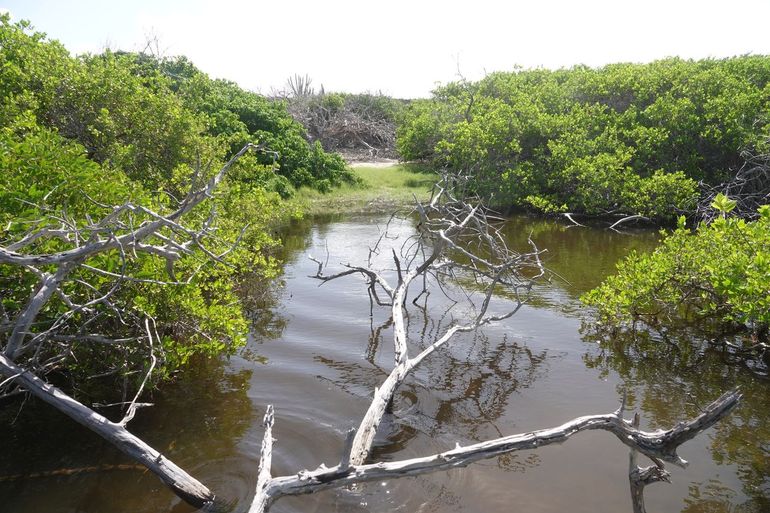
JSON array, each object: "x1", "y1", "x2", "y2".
[
  {"x1": 583, "y1": 196, "x2": 770, "y2": 351},
  {"x1": 0, "y1": 15, "x2": 352, "y2": 396},
  {"x1": 4, "y1": 11, "x2": 769, "y2": 395},
  {"x1": 397, "y1": 57, "x2": 770, "y2": 221}
]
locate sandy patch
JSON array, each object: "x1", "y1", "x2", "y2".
[{"x1": 348, "y1": 159, "x2": 400, "y2": 168}]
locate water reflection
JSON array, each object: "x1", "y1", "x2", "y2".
[
  {"x1": 497, "y1": 216, "x2": 661, "y2": 299},
  {"x1": 304, "y1": 289, "x2": 554, "y2": 461},
  {"x1": 257, "y1": 213, "x2": 768, "y2": 513}
]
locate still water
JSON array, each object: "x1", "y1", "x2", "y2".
[{"x1": 1, "y1": 214, "x2": 767, "y2": 513}]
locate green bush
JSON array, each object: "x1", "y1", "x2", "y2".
[
  {"x1": 0, "y1": 14, "x2": 343, "y2": 395},
  {"x1": 0, "y1": 117, "x2": 261, "y2": 384},
  {"x1": 397, "y1": 57, "x2": 770, "y2": 222},
  {"x1": 582, "y1": 205, "x2": 770, "y2": 338}
]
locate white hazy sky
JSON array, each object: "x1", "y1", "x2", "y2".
[{"x1": 3, "y1": 0, "x2": 770, "y2": 98}]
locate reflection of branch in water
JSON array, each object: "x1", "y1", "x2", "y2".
[
  {"x1": 0, "y1": 463, "x2": 147, "y2": 482},
  {"x1": 238, "y1": 264, "x2": 293, "y2": 343},
  {"x1": 416, "y1": 333, "x2": 551, "y2": 440},
  {"x1": 313, "y1": 355, "x2": 389, "y2": 399},
  {"x1": 405, "y1": 293, "x2": 456, "y2": 354},
  {"x1": 497, "y1": 452, "x2": 541, "y2": 473},
  {"x1": 316, "y1": 297, "x2": 581, "y2": 478},
  {"x1": 682, "y1": 479, "x2": 743, "y2": 513},
  {"x1": 583, "y1": 319, "x2": 768, "y2": 379},
  {"x1": 366, "y1": 317, "x2": 393, "y2": 365}
]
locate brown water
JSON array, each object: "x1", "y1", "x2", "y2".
[{"x1": 1, "y1": 214, "x2": 768, "y2": 513}]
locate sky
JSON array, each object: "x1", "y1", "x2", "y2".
[{"x1": 3, "y1": 0, "x2": 770, "y2": 98}]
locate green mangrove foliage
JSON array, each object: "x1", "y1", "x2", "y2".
[
  {"x1": 398, "y1": 58, "x2": 770, "y2": 221},
  {"x1": 582, "y1": 200, "x2": 770, "y2": 343},
  {"x1": 151, "y1": 56, "x2": 352, "y2": 193},
  {"x1": 0, "y1": 15, "x2": 347, "y2": 396}
]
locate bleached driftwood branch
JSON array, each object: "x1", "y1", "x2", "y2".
[
  {"x1": 250, "y1": 391, "x2": 741, "y2": 512},
  {"x1": 608, "y1": 214, "x2": 650, "y2": 231},
  {"x1": 628, "y1": 412, "x2": 670, "y2": 513},
  {"x1": 563, "y1": 212, "x2": 586, "y2": 227},
  {"x1": 309, "y1": 174, "x2": 544, "y2": 467},
  {"x1": 0, "y1": 352, "x2": 216, "y2": 507},
  {"x1": 250, "y1": 405, "x2": 275, "y2": 513}
]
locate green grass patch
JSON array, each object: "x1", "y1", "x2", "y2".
[{"x1": 292, "y1": 164, "x2": 438, "y2": 216}]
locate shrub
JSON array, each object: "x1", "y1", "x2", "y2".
[{"x1": 582, "y1": 205, "x2": 770, "y2": 339}]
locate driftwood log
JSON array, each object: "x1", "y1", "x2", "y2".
[
  {"x1": 0, "y1": 351, "x2": 214, "y2": 506},
  {"x1": 251, "y1": 391, "x2": 741, "y2": 512}
]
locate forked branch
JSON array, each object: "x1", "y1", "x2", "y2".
[{"x1": 308, "y1": 174, "x2": 544, "y2": 467}]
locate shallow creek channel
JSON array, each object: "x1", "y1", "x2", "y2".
[{"x1": 1, "y1": 214, "x2": 768, "y2": 513}]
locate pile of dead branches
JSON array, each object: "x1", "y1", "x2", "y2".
[
  {"x1": 277, "y1": 80, "x2": 400, "y2": 160},
  {"x1": 697, "y1": 149, "x2": 770, "y2": 222}
]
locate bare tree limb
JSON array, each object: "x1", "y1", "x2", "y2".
[
  {"x1": 250, "y1": 405, "x2": 275, "y2": 513},
  {"x1": 697, "y1": 149, "x2": 770, "y2": 222},
  {"x1": 609, "y1": 214, "x2": 649, "y2": 231},
  {"x1": 309, "y1": 174, "x2": 545, "y2": 466},
  {"x1": 0, "y1": 143, "x2": 264, "y2": 507},
  {"x1": 563, "y1": 212, "x2": 586, "y2": 227},
  {"x1": 118, "y1": 318, "x2": 158, "y2": 427},
  {"x1": 250, "y1": 391, "x2": 740, "y2": 511},
  {"x1": 0, "y1": 143, "x2": 257, "y2": 268}
]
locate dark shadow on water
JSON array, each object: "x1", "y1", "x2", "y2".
[{"x1": 0, "y1": 358, "x2": 254, "y2": 513}]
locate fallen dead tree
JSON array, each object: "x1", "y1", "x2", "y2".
[
  {"x1": 250, "y1": 173, "x2": 741, "y2": 513},
  {"x1": 252, "y1": 392, "x2": 740, "y2": 513}
]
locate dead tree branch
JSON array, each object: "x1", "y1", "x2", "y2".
[
  {"x1": 0, "y1": 143, "x2": 264, "y2": 508},
  {"x1": 251, "y1": 391, "x2": 740, "y2": 511},
  {"x1": 609, "y1": 214, "x2": 650, "y2": 231},
  {"x1": 697, "y1": 149, "x2": 770, "y2": 222},
  {"x1": 308, "y1": 173, "x2": 545, "y2": 468},
  {"x1": 0, "y1": 352, "x2": 215, "y2": 507},
  {"x1": 628, "y1": 411, "x2": 670, "y2": 513}
]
